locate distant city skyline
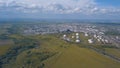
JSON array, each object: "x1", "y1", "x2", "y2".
[{"x1": 0, "y1": 0, "x2": 120, "y2": 20}]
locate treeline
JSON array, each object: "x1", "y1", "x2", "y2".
[
  {"x1": 21, "y1": 51, "x2": 56, "y2": 68},
  {"x1": 0, "y1": 34, "x2": 10, "y2": 40},
  {"x1": 6, "y1": 25, "x2": 22, "y2": 34},
  {"x1": 105, "y1": 30, "x2": 120, "y2": 36},
  {"x1": 0, "y1": 35, "x2": 57, "y2": 68},
  {"x1": 0, "y1": 37, "x2": 39, "y2": 68}
]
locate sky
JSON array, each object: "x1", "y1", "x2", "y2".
[{"x1": 0, "y1": 0, "x2": 120, "y2": 20}]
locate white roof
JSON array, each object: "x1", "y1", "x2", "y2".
[
  {"x1": 85, "y1": 33, "x2": 88, "y2": 36},
  {"x1": 88, "y1": 39, "x2": 93, "y2": 43},
  {"x1": 76, "y1": 33, "x2": 79, "y2": 36},
  {"x1": 76, "y1": 39, "x2": 80, "y2": 43},
  {"x1": 72, "y1": 36, "x2": 75, "y2": 38},
  {"x1": 63, "y1": 34, "x2": 66, "y2": 37}
]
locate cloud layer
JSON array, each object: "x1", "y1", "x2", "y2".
[{"x1": 0, "y1": 0, "x2": 120, "y2": 15}]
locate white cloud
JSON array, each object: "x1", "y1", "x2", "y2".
[{"x1": 0, "y1": 0, "x2": 120, "y2": 15}]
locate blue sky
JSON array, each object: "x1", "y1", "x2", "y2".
[
  {"x1": 96, "y1": 0, "x2": 120, "y2": 7},
  {"x1": 0, "y1": 0, "x2": 120, "y2": 20}
]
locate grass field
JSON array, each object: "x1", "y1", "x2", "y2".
[
  {"x1": 0, "y1": 40, "x2": 14, "y2": 56},
  {"x1": 0, "y1": 45, "x2": 12, "y2": 56},
  {"x1": 105, "y1": 48, "x2": 120, "y2": 58},
  {"x1": 44, "y1": 45, "x2": 120, "y2": 68},
  {"x1": 38, "y1": 34, "x2": 120, "y2": 68},
  {"x1": 0, "y1": 34, "x2": 120, "y2": 68}
]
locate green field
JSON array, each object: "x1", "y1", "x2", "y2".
[
  {"x1": 0, "y1": 45, "x2": 12, "y2": 56},
  {"x1": 105, "y1": 48, "x2": 120, "y2": 58},
  {"x1": 0, "y1": 40, "x2": 14, "y2": 56},
  {"x1": 44, "y1": 45, "x2": 120, "y2": 68},
  {"x1": 0, "y1": 34, "x2": 120, "y2": 68}
]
